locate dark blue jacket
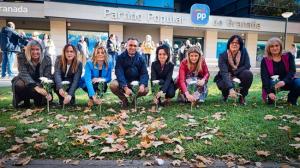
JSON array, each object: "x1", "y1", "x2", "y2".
[
  {"x1": 0, "y1": 26, "x2": 22, "y2": 52},
  {"x1": 115, "y1": 50, "x2": 149, "y2": 88}
]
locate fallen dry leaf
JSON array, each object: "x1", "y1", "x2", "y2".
[
  {"x1": 118, "y1": 124, "x2": 128, "y2": 136},
  {"x1": 264, "y1": 115, "x2": 277, "y2": 120},
  {"x1": 100, "y1": 146, "x2": 118, "y2": 154},
  {"x1": 139, "y1": 150, "x2": 146, "y2": 157},
  {"x1": 237, "y1": 158, "x2": 250, "y2": 165},
  {"x1": 0, "y1": 127, "x2": 6, "y2": 133},
  {"x1": 256, "y1": 150, "x2": 271, "y2": 157},
  {"x1": 294, "y1": 137, "x2": 300, "y2": 142},
  {"x1": 176, "y1": 113, "x2": 194, "y2": 120},
  {"x1": 14, "y1": 156, "x2": 31, "y2": 166},
  {"x1": 196, "y1": 155, "x2": 213, "y2": 165},
  {"x1": 226, "y1": 161, "x2": 235, "y2": 168},
  {"x1": 152, "y1": 141, "x2": 164, "y2": 148},
  {"x1": 212, "y1": 112, "x2": 226, "y2": 120},
  {"x1": 290, "y1": 144, "x2": 300, "y2": 149},
  {"x1": 63, "y1": 159, "x2": 80, "y2": 165},
  {"x1": 171, "y1": 160, "x2": 181, "y2": 167},
  {"x1": 259, "y1": 134, "x2": 268, "y2": 138},
  {"x1": 24, "y1": 137, "x2": 36, "y2": 144},
  {"x1": 278, "y1": 126, "x2": 291, "y2": 132},
  {"x1": 15, "y1": 137, "x2": 24, "y2": 144},
  {"x1": 6, "y1": 144, "x2": 23, "y2": 153},
  {"x1": 143, "y1": 161, "x2": 154, "y2": 166}
]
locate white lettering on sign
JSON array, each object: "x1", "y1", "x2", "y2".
[
  {"x1": 104, "y1": 9, "x2": 183, "y2": 25},
  {"x1": 213, "y1": 18, "x2": 261, "y2": 30},
  {"x1": 197, "y1": 13, "x2": 207, "y2": 21},
  {"x1": 0, "y1": 5, "x2": 28, "y2": 13}
]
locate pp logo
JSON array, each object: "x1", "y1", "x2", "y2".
[{"x1": 190, "y1": 4, "x2": 210, "y2": 25}]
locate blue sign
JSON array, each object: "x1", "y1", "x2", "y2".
[{"x1": 190, "y1": 4, "x2": 210, "y2": 25}]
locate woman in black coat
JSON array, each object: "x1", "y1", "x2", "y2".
[
  {"x1": 151, "y1": 45, "x2": 176, "y2": 105},
  {"x1": 214, "y1": 35, "x2": 253, "y2": 105},
  {"x1": 12, "y1": 40, "x2": 52, "y2": 108},
  {"x1": 54, "y1": 44, "x2": 82, "y2": 105}
]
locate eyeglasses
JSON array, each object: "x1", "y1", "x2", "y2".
[
  {"x1": 128, "y1": 44, "x2": 137, "y2": 47},
  {"x1": 230, "y1": 42, "x2": 240, "y2": 45}
]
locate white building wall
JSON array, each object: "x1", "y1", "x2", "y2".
[
  {"x1": 245, "y1": 32, "x2": 258, "y2": 68},
  {"x1": 124, "y1": 25, "x2": 160, "y2": 44},
  {"x1": 50, "y1": 18, "x2": 66, "y2": 56}
]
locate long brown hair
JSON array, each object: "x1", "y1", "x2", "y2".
[
  {"x1": 186, "y1": 46, "x2": 204, "y2": 73},
  {"x1": 60, "y1": 44, "x2": 79, "y2": 73},
  {"x1": 92, "y1": 46, "x2": 109, "y2": 70}
]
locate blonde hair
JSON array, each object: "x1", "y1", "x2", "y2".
[
  {"x1": 264, "y1": 37, "x2": 283, "y2": 58},
  {"x1": 187, "y1": 46, "x2": 204, "y2": 73},
  {"x1": 24, "y1": 40, "x2": 43, "y2": 64},
  {"x1": 92, "y1": 46, "x2": 109, "y2": 70}
]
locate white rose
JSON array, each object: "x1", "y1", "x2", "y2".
[
  {"x1": 271, "y1": 75, "x2": 279, "y2": 81},
  {"x1": 152, "y1": 80, "x2": 160, "y2": 84},
  {"x1": 130, "y1": 81, "x2": 139, "y2": 86},
  {"x1": 233, "y1": 78, "x2": 241, "y2": 84},
  {"x1": 61, "y1": 81, "x2": 70, "y2": 85}
]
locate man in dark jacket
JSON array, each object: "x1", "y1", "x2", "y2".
[
  {"x1": 106, "y1": 34, "x2": 118, "y2": 67},
  {"x1": 0, "y1": 22, "x2": 24, "y2": 78},
  {"x1": 110, "y1": 37, "x2": 149, "y2": 108}
]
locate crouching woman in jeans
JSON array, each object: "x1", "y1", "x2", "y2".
[
  {"x1": 261, "y1": 37, "x2": 300, "y2": 105},
  {"x1": 12, "y1": 40, "x2": 52, "y2": 108},
  {"x1": 177, "y1": 46, "x2": 210, "y2": 104},
  {"x1": 54, "y1": 44, "x2": 82, "y2": 105},
  {"x1": 80, "y1": 45, "x2": 113, "y2": 107}
]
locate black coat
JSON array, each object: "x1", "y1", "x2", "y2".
[
  {"x1": 151, "y1": 61, "x2": 174, "y2": 93},
  {"x1": 214, "y1": 48, "x2": 251, "y2": 89}
]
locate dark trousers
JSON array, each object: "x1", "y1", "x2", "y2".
[
  {"x1": 216, "y1": 70, "x2": 253, "y2": 98},
  {"x1": 158, "y1": 82, "x2": 176, "y2": 99},
  {"x1": 268, "y1": 78, "x2": 300, "y2": 105},
  {"x1": 54, "y1": 88, "x2": 76, "y2": 105},
  {"x1": 12, "y1": 78, "x2": 47, "y2": 106},
  {"x1": 109, "y1": 80, "x2": 149, "y2": 102},
  {"x1": 144, "y1": 54, "x2": 151, "y2": 67},
  {"x1": 82, "y1": 82, "x2": 108, "y2": 99}
]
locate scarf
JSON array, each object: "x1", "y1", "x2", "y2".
[{"x1": 227, "y1": 50, "x2": 241, "y2": 70}]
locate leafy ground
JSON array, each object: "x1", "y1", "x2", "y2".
[{"x1": 0, "y1": 76, "x2": 299, "y2": 166}]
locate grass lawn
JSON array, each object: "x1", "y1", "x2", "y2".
[{"x1": 0, "y1": 75, "x2": 299, "y2": 165}]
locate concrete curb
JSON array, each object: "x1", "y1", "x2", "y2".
[{"x1": 3, "y1": 159, "x2": 300, "y2": 168}]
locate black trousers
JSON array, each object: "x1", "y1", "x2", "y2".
[
  {"x1": 216, "y1": 70, "x2": 253, "y2": 98},
  {"x1": 82, "y1": 82, "x2": 108, "y2": 99},
  {"x1": 144, "y1": 54, "x2": 151, "y2": 67},
  {"x1": 156, "y1": 81, "x2": 176, "y2": 99},
  {"x1": 12, "y1": 78, "x2": 47, "y2": 106},
  {"x1": 54, "y1": 88, "x2": 76, "y2": 105}
]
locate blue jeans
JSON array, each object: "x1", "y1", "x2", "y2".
[
  {"x1": 269, "y1": 78, "x2": 300, "y2": 105},
  {"x1": 2, "y1": 51, "x2": 15, "y2": 77},
  {"x1": 109, "y1": 52, "x2": 117, "y2": 68}
]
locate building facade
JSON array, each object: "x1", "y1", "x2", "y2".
[{"x1": 1, "y1": 0, "x2": 300, "y2": 68}]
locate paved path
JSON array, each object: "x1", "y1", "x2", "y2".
[{"x1": 4, "y1": 159, "x2": 299, "y2": 168}]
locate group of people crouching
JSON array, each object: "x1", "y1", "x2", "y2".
[{"x1": 11, "y1": 35, "x2": 300, "y2": 109}]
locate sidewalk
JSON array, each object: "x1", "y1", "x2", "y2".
[{"x1": 3, "y1": 159, "x2": 299, "y2": 168}]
